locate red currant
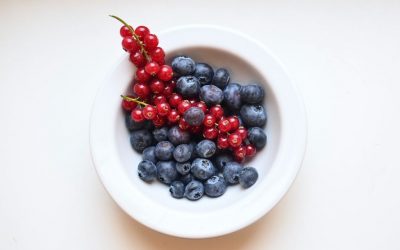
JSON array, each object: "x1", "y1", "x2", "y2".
[
  {"x1": 142, "y1": 105, "x2": 157, "y2": 120},
  {"x1": 179, "y1": 118, "x2": 190, "y2": 130},
  {"x1": 129, "y1": 51, "x2": 145, "y2": 67},
  {"x1": 190, "y1": 125, "x2": 202, "y2": 134},
  {"x1": 144, "y1": 34, "x2": 159, "y2": 51},
  {"x1": 153, "y1": 115, "x2": 166, "y2": 127},
  {"x1": 121, "y1": 95, "x2": 137, "y2": 111},
  {"x1": 245, "y1": 144, "x2": 256, "y2": 157},
  {"x1": 210, "y1": 105, "x2": 224, "y2": 120},
  {"x1": 150, "y1": 47, "x2": 165, "y2": 64},
  {"x1": 167, "y1": 109, "x2": 180, "y2": 123},
  {"x1": 203, "y1": 127, "x2": 218, "y2": 140},
  {"x1": 169, "y1": 93, "x2": 183, "y2": 107},
  {"x1": 203, "y1": 114, "x2": 216, "y2": 128},
  {"x1": 218, "y1": 118, "x2": 231, "y2": 133},
  {"x1": 153, "y1": 95, "x2": 167, "y2": 105},
  {"x1": 131, "y1": 108, "x2": 144, "y2": 122},
  {"x1": 135, "y1": 68, "x2": 151, "y2": 83},
  {"x1": 228, "y1": 133, "x2": 242, "y2": 148},
  {"x1": 217, "y1": 134, "x2": 230, "y2": 149},
  {"x1": 134, "y1": 26, "x2": 150, "y2": 40},
  {"x1": 195, "y1": 101, "x2": 208, "y2": 113},
  {"x1": 157, "y1": 65, "x2": 173, "y2": 81},
  {"x1": 163, "y1": 84, "x2": 174, "y2": 97},
  {"x1": 120, "y1": 26, "x2": 133, "y2": 37},
  {"x1": 133, "y1": 83, "x2": 150, "y2": 98},
  {"x1": 234, "y1": 154, "x2": 245, "y2": 163},
  {"x1": 234, "y1": 145, "x2": 247, "y2": 159},
  {"x1": 236, "y1": 126, "x2": 248, "y2": 140},
  {"x1": 227, "y1": 116, "x2": 240, "y2": 131},
  {"x1": 178, "y1": 100, "x2": 192, "y2": 114},
  {"x1": 150, "y1": 79, "x2": 165, "y2": 94},
  {"x1": 145, "y1": 62, "x2": 160, "y2": 75},
  {"x1": 157, "y1": 102, "x2": 171, "y2": 116},
  {"x1": 122, "y1": 37, "x2": 139, "y2": 52},
  {"x1": 167, "y1": 79, "x2": 176, "y2": 89},
  {"x1": 189, "y1": 99, "x2": 197, "y2": 104}
]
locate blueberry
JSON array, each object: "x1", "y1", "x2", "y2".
[
  {"x1": 130, "y1": 129, "x2": 154, "y2": 153},
  {"x1": 152, "y1": 127, "x2": 169, "y2": 142},
  {"x1": 212, "y1": 68, "x2": 230, "y2": 89},
  {"x1": 176, "y1": 76, "x2": 200, "y2": 98},
  {"x1": 239, "y1": 167, "x2": 258, "y2": 188},
  {"x1": 137, "y1": 160, "x2": 157, "y2": 182},
  {"x1": 240, "y1": 84, "x2": 264, "y2": 104},
  {"x1": 223, "y1": 83, "x2": 242, "y2": 111},
  {"x1": 204, "y1": 175, "x2": 227, "y2": 197},
  {"x1": 213, "y1": 153, "x2": 233, "y2": 171},
  {"x1": 169, "y1": 181, "x2": 185, "y2": 199},
  {"x1": 195, "y1": 140, "x2": 216, "y2": 158},
  {"x1": 168, "y1": 126, "x2": 190, "y2": 145},
  {"x1": 176, "y1": 161, "x2": 191, "y2": 175},
  {"x1": 184, "y1": 180, "x2": 204, "y2": 201},
  {"x1": 200, "y1": 85, "x2": 224, "y2": 106},
  {"x1": 142, "y1": 146, "x2": 157, "y2": 163},
  {"x1": 189, "y1": 141, "x2": 198, "y2": 160},
  {"x1": 223, "y1": 162, "x2": 242, "y2": 184},
  {"x1": 173, "y1": 144, "x2": 192, "y2": 163},
  {"x1": 240, "y1": 104, "x2": 267, "y2": 127},
  {"x1": 194, "y1": 63, "x2": 214, "y2": 85},
  {"x1": 191, "y1": 158, "x2": 217, "y2": 181},
  {"x1": 179, "y1": 173, "x2": 193, "y2": 185},
  {"x1": 125, "y1": 114, "x2": 144, "y2": 131},
  {"x1": 183, "y1": 107, "x2": 205, "y2": 126},
  {"x1": 171, "y1": 56, "x2": 195, "y2": 76},
  {"x1": 156, "y1": 161, "x2": 178, "y2": 184},
  {"x1": 247, "y1": 127, "x2": 267, "y2": 149},
  {"x1": 155, "y1": 141, "x2": 175, "y2": 160}
]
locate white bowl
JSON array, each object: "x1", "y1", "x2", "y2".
[{"x1": 90, "y1": 25, "x2": 307, "y2": 238}]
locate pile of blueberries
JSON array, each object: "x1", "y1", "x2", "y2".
[{"x1": 125, "y1": 55, "x2": 267, "y2": 201}]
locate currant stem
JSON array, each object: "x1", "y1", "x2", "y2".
[
  {"x1": 109, "y1": 15, "x2": 151, "y2": 62},
  {"x1": 120, "y1": 95, "x2": 148, "y2": 106}
]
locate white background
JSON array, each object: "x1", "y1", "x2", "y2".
[{"x1": 1, "y1": 0, "x2": 399, "y2": 249}]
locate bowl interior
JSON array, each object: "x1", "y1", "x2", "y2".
[{"x1": 116, "y1": 46, "x2": 281, "y2": 211}]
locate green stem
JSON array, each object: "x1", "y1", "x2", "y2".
[
  {"x1": 120, "y1": 95, "x2": 148, "y2": 106},
  {"x1": 109, "y1": 15, "x2": 151, "y2": 62}
]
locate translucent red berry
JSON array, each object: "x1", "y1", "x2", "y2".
[
  {"x1": 196, "y1": 101, "x2": 208, "y2": 113},
  {"x1": 210, "y1": 105, "x2": 224, "y2": 120},
  {"x1": 157, "y1": 65, "x2": 173, "y2": 81},
  {"x1": 150, "y1": 79, "x2": 165, "y2": 94},
  {"x1": 144, "y1": 34, "x2": 159, "y2": 51},
  {"x1": 153, "y1": 115, "x2": 166, "y2": 127},
  {"x1": 142, "y1": 105, "x2": 157, "y2": 120},
  {"x1": 129, "y1": 51, "x2": 146, "y2": 67},
  {"x1": 120, "y1": 26, "x2": 133, "y2": 37},
  {"x1": 145, "y1": 62, "x2": 160, "y2": 75},
  {"x1": 203, "y1": 114, "x2": 216, "y2": 128},
  {"x1": 153, "y1": 95, "x2": 167, "y2": 105},
  {"x1": 217, "y1": 134, "x2": 229, "y2": 149},
  {"x1": 245, "y1": 144, "x2": 256, "y2": 157},
  {"x1": 169, "y1": 93, "x2": 183, "y2": 107},
  {"x1": 228, "y1": 133, "x2": 242, "y2": 148},
  {"x1": 131, "y1": 108, "x2": 144, "y2": 122},
  {"x1": 135, "y1": 68, "x2": 151, "y2": 83},
  {"x1": 121, "y1": 96, "x2": 137, "y2": 111},
  {"x1": 236, "y1": 126, "x2": 248, "y2": 140},
  {"x1": 203, "y1": 127, "x2": 218, "y2": 140},
  {"x1": 178, "y1": 100, "x2": 192, "y2": 114},
  {"x1": 122, "y1": 37, "x2": 139, "y2": 52},
  {"x1": 157, "y1": 102, "x2": 171, "y2": 116},
  {"x1": 135, "y1": 26, "x2": 150, "y2": 40},
  {"x1": 227, "y1": 116, "x2": 240, "y2": 131},
  {"x1": 234, "y1": 145, "x2": 247, "y2": 159},
  {"x1": 218, "y1": 118, "x2": 231, "y2": 133},
  {"x1": 133, "y1": 83, "x2": 150, "y2": 98},
  {"x1": 150, "y1": 47, "x2": 165, "y2": 64},
  {"x1": 167, "y1": 109, "x2": 180, "y2": 123},
  {"x1": 190, "y1": 125, "x2": 202, "y2": 134},
  {"x1": 179, "y1": 118, "x2": 190, "y2": 130}
]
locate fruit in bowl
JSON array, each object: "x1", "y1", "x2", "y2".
[{"x1": 90, "y1": 17, "x2": 307, "y2": 238}]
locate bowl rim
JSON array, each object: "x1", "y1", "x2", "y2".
[{"x1": 90, "y1": 24, "x2": 307, "y2": 238}]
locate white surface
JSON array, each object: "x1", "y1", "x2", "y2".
[
  {"x1": 90, "y1": 25, "x2": 306, "y2": 238},
  {"x1": 0, "y1": 0, "x2": 399, "y2": 249}
]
